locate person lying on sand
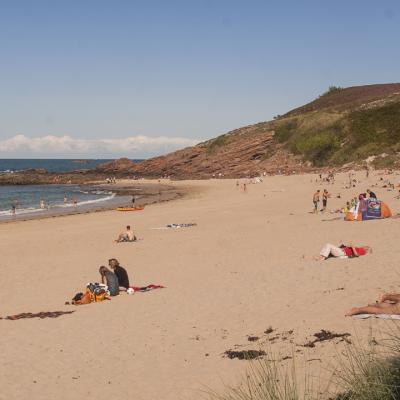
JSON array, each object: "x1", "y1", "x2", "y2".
[
  {"x1": 115, "y1": 225, "x2": 136, "y2": 242},
  {"x1": 108, "y1": 258, "x2": 130, "y2": 291},
  {"x1": 99, "y1": 266, "x2": 119, "y2": 296},
  {"x1": 346, "y1": 293, "x2": 400, "y2": 316},
  {"x1": 71, "y1": 284, "x2": 111, "y2": 305},
  {"x1": 314, "y1": 243, "x2": 372, "y2": 261}
]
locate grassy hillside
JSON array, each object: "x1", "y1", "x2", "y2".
[{"x1": 271, "y1": 88, "x2": 400, "y2": 167}]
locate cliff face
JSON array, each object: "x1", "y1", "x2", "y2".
[{"x1": 129, "y1": 127, "x2": 306, "y2": 178}]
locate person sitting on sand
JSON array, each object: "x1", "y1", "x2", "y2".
[
  {"x1": 99, "y1": 266, "x2": 119, "y2": 296},
  {"x1": 115, "y1": 225, "x2": 136, "y2": 242},
  {"x1": 108, "y1": 258, "x2": 130, "y2": 290},
  {"x1": 315, "y1": 243, "x2": 372, "y2": 261},
  {"x1": 346, "y1": 293, "x2": 400, "y2": 316}
]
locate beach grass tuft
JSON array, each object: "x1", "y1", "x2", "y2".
[
  {"x1": 206, "y1": 351, "x2": 320, "y2": 400},
  {"x1": 207, "y1": 328, "x2": 400, "y2": 400}
]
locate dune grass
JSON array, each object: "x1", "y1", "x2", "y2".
[{"x1": 206, "y1": 327, "x2": 400, "y2": 400}]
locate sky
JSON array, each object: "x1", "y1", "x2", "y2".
[{"x1": 0, "y1": 0, "x2": 399, "y2": 158}]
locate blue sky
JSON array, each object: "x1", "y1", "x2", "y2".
[{"x1": 0, "y1": 0, "x2": 399, "y2": 158}]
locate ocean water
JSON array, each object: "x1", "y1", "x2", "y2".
[
  {"x1": 0, "y1": 185, "x2": 116, "y2": 216},
  {"x1": 0, "y1": 159, "x2": 139, "y2": 218},
  {"x1": 0, "y1": 158, "x2": 140, "y2": 173}
]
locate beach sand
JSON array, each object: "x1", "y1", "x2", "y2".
[{"x1": 1, "y1": 171, "x2": 400, "y2": 399}]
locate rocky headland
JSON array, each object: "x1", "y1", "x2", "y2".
[{"x1": 2, "y1": 83, "x2": 400, "y2": 185}]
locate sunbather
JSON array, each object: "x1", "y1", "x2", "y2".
[
  {"x1": 115, "y1": 225, "x2": 136, "y2": 242},
  {"x1": 108, "y1": 258, "x2": 130, "y2": 290},
  {"x1": 99, "y1": 266, "x2": 119, "y2": 296},
  {"x1": 315, "y1": 243, "x2": 372, "y2": 260},
  {"x1": 346, "y1": 293, "x2": 400, "y2": 316}
]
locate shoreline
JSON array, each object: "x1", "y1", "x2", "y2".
[{"x1": 0, "y1": 180, "x2": 190, "y2": 224}]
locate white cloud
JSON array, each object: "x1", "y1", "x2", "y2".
[{"x1": 0, "y1": 134, "x2": 199, "y2": 157}]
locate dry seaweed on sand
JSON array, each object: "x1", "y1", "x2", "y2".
[
  {"x1": 1, "y1": 311, "x2": 75, "y2": 320},
  {"x1": 302, "y1": 329, "x2": 351, "y2": 348},
  {"x1": 224, "y1": 350, "x2": 266, "y2": 360}
]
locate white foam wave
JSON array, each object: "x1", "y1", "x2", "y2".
[
  {"x1": 58, "y1": 193, "x2": 116, "y2": 208},
  {"x1": 0, "y1": 193, "x2": 116, "y2": 216}
]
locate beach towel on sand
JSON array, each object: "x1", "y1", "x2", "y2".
[
  {"x1": 151, "y1": 223, "x2": 197, "y2": 230},
  {"x1": 130, "y1": 284, "x2": 165, "y2": 293},
  {"x1": 352, "y1": 314, "x2": 400, "y2": 320}
]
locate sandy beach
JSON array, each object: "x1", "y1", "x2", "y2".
[{"x1": 1, "y1": 171, "x2": 400, "y2": 400}]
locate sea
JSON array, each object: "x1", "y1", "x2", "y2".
[{"x1": 0, "y1": 159, "x2": 139, "y2": 219}]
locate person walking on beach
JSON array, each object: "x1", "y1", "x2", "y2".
[
  {"x1": 321, "y1": 189, "x2": 329, "y2": 212},
  {"x1": 313, "y1": 190, "x2": 320, "y2": 213}
]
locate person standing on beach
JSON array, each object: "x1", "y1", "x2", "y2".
[
  {"x1": 313, "y1": 190, "x2": 320, "y2": 213},
  {"x1": 321, "y1": 189, "x2": 329, "y2": 212},
  {"x1": 367, "y1": 189, "x2": 377, "y2": 199}
]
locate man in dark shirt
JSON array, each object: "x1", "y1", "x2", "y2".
[
  {"x1": 108, "y1": 258, "x2": 130, "y2": 290},
  {"x1": 367, "y1": 189, "x2": 377, "y2": 199},
  {"x1": 99, "y1": 266, "x2": 119, "y2": 296}
]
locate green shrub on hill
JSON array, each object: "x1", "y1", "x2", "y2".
[
  {"x1": 271, "y1": 100, "x2": 400, "y2": 166},
  {"x1": 350, "y1": 102, "x2": 400, "y2": 145},
  {"x1": 274, "y1": 120, "x2": 298, "y2": 143},
  {"x1": 293, "y1": 132, "x2": 340, "y2": 166},
  {"x1": 206, "y1": 135, "x2": 229, "y2": 155},
  {"x1": 321, "y1": 85, "x2": 344, "y2": 97}
]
